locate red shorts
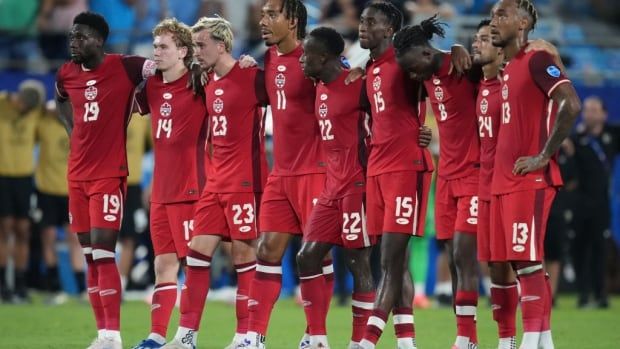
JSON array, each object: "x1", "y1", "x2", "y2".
[
  {"x1": 259, "y1": 173, "x2": 325, "y2": 235},
  {"x1": 435, "y1": 174, "x2": 479, "y2": 240},
  {"x1": 490, "y1": 188, "x2": 556, "y2": 262},
  {"x1": 150, "y1": 201, "x2": 196, "y2": 258},
  {"x1": 194, "y1": 191, "x2": 261, "y2": 241},
  {"x1": 477, "y1": 199, "x2": 491, "y2": 262},
  {"x1": 366, "y1": 171, "x2": 431, "y2": 236},
  {"x1": 68, "y1": 177, "x2": 127, "y2": 233},
  {"x1": 304, "y1": 193, "x2": 375, "y2": 248}
]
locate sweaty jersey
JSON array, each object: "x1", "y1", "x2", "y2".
[
  {"x1": 365, "y1": 46, "x2": 433, "y2": 176},
  {"x1": 264, "y1": 45, "x2": 325, "y2": 176},
  {"x1": 424, "y1": 53, "x2": 480, "y2": 180},
  {"x1": 477, "y1": 77, "x2": 502, "y2": 201},
  {"x1": 135, "y1": 71, "x2": 208, "y2": 204},
  {"x1": 492, "y1": 47, "x2": 569, "y2": 195},
  {"x1": 204, "y1": 63, "x2": 269, "y2": 193},
  {"x1": 315, "y1": 70, "x2": 369, "y2": 199},
  {"x1": 56, "y1": 54, "x2": 155, "y2": 181}
]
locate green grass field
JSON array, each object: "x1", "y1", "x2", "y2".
[{"x1": 0, "y1": 296, "x2": 618, "y2": 349}]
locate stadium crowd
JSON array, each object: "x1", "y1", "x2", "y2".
[{"x1": 0, "y1": 1, "x2": 619, "y2": 349}]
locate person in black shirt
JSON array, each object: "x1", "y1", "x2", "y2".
[{"x1": 570, "y1": 95, "x2": 620, "y2": 308}]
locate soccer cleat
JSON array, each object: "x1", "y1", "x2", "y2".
[
  {"x1": 99, "y1": 338, "x2": 123, "y2": 349},
  {"x1": 86, "y1": 337, "x2": 105, "y2": 349},
  {"x1": 298, "y1": 336, "x2": 311, "y2": 349},
  {"x1": 224, "y1": 339, "x2": 242, "y2": 349},
  {"x1": 161, "y1": 339, "x2": 195, "y2": 349},
  {"x1": 235, "y1": 338, "x2": 264, "y2": 349},
  {"x1": 132, "y1": 338, "x2": 165, "y2": 349}
]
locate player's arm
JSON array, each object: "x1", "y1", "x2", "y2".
[
  {"x1": 450, "y1": 44, "x2": 472, "y2": 75},
  {"x1": 54, "y1": 73, "x2": 73, "y2": 135},
  {"x1": 134, "y1": 80, "x2": 150, "y2": 116},
  {"x1": 254, "y1": 69, "x2": 269, "y2": 106},
  {"x1": 416, "y1": 83, "x2": 432, "y2": 147},
  {"x1": 513, "y1": 52, "x2": 581, "y2": 175}
]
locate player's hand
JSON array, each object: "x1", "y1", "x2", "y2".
[
  {"x1": 142, "y1": 184, "x2": 152, "y2": 211},
  {"x1": 418, "y1": 125, "x2": 432, "y2": 147},
  {"x1": 344, "y1": 67, "x2": 365, "y2": 85},
  {"x1": 513, "y1": 154, "x2": 550, "y2": 175},
  {"x1": 188, "y1": 62, "x2": 205, "y2": 96},
  {"x1": 239, "y1": 54, "x2": 258, "y2": 68},
  {"x1": 526, "y1": 39, "x2": 566, "y2": 74},
  {"x1": 450, "y1": 44, "x2": 472, "y2": 75}
]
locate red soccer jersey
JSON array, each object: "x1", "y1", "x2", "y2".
[
  {"x1": 264, "y1": 45, "x2": 325, "y2": 176},
  {"x1": 424, "y1": 53, "x2": 480, "y2": 180},
  {"x1": 135, "y1": 71, "x2": 208, "y2": 204},
  {"x1": 56, "y1": 54, "x2": 155, "y2": 181},
  {"x1": 492, "y1": 47, "x2": 569, "y2": 195},
  {"x1": 477, "y1": 77, "x2": 502, "y2": 201},
  {"x1": 204, "y1": 63, "x2": 269, "y2": 193},
  {"x1": 315, "y1": 70, "x2": 369, "y2": 199},
  {"x1": 365, "y1": 46, "x2": 433, "y2": 176}
]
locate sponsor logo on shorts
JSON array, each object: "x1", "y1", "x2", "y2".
[
  {"x1": 239, "y1": 226, "x2": 252, "y2": 233},
  {"x1": 236, "y1": 294, "x2": 249, "y2": 301},
  {"x1": 104, "y1": 214, "x2": 117, "y2": 222},
  {"x1": 151, "y1": 303, "x2": 161, "y2": 311},
  {"x1": 396, "y1": 218, "x2": 409, "y2": 225},
  {"x1": 467, "y1": 217, "x2": 478, "y2": 225},
  {"x1": 248, "y1": 299, "x2": 258, "y2": 307},
  {"x1": 491, "y1": 304, "x2": 501, "y2": 310},
  {"x1": 345, "y1": 234, "x2": 358, "y2": 241},
  {"x1": 512, "y1": 245, "x2": 525, "y2": 253},
  {"x1": 302, "y1": 300, "x2": 312, "y2": 307}
]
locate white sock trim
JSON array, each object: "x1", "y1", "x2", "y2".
[{"x1": 393, "y1": 314, "x2": 414, "y2": 324}]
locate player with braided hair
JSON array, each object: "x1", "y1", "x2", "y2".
[
  {"x1": 394, "y1": 15, "x2": 483, "y2": 349},
  {"x1": 489, "y1": 1, "x2": 581, "y2": 348},
  {"x1": 348, "y1": 2, "x2": 452, "y2": 348}
]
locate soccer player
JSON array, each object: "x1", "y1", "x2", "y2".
[
  {"x1": 131, "y1": 18, "x2": 207, "y2": 349},
  {"x1": 0, "y1": 80, "x2": 44, "y2": 303},
  {"x1": 243, "y1": 1, "x2": 333, "y2": 348},
  {"x1": 163, "y1": 16, "x2": 268, "y2": 349},
  {"x1": 490, "y1": 1, "x2": 581, "y2": 348},
  {"x1": 352, "y1": 2, "x2": 435, "y2": 349},
  {"x1": 297, "y1": 27, "x2": 374, "y2": 349},
  {"x1": 36, "y1": 101, "x2": 86, "y2": 303},
  {"x1": 55, "y1": 11, "x2": 158, "y2": 349},
  {"x1": 471, "y1": 19, "x2": 519, "y2": 349},
  {"x1": 392, "y1": 17, "x2": 482, "y2": 349}
]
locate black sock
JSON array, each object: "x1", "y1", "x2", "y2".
[
  {"x1": 47, "y1": 266, "x2": 60, "y2": 292},
  {"x1": 74, "y1": 271, "x2": 86, "y2": 293},
  {"x1": 15, "y1": 270, "x2": 27, "y2": 297}
]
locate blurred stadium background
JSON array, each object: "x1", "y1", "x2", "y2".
[{"x1": 0, "y1": 0, "x2": 619, "y2": 345}]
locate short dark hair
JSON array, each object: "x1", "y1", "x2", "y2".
[
  {"x1": 73, "y1": 11, "x2": 109, "y2": 41},
  {"x1": 308, "y1": 27, "x2": 345, "y2": 57},
  {"x1": 477, "y1": 19, "x2": 491, "y2": 31},
  {"x1": 281, "y1": 0, "x2": 308, "y2": 40},
  {"x1": 393, "y1": 15, "x2": 445, "y2": 57},
  {"x1": 364, "y1": 1, "x2": 404, "y2": 33}
]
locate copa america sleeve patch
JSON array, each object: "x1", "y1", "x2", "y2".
[{"x1": 546, "y1": 65, "x2": 561, "y2": 78}]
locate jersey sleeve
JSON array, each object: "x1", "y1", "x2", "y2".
[
  {"x1": 254, "y1": 69, "x2": 269, "y2": 105},
  {"x1": 528, "y1": 51, "x2": 570, "y2": 97},
  {"x1": 55, "y1": 68, "x2": 69, "y2": 103},
  {"x1": 134, "y1": 80, "x2": 150, "y2": 115},
  {"x1": 121, "y1": 55, "x2": 157, "y2": 86}
]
